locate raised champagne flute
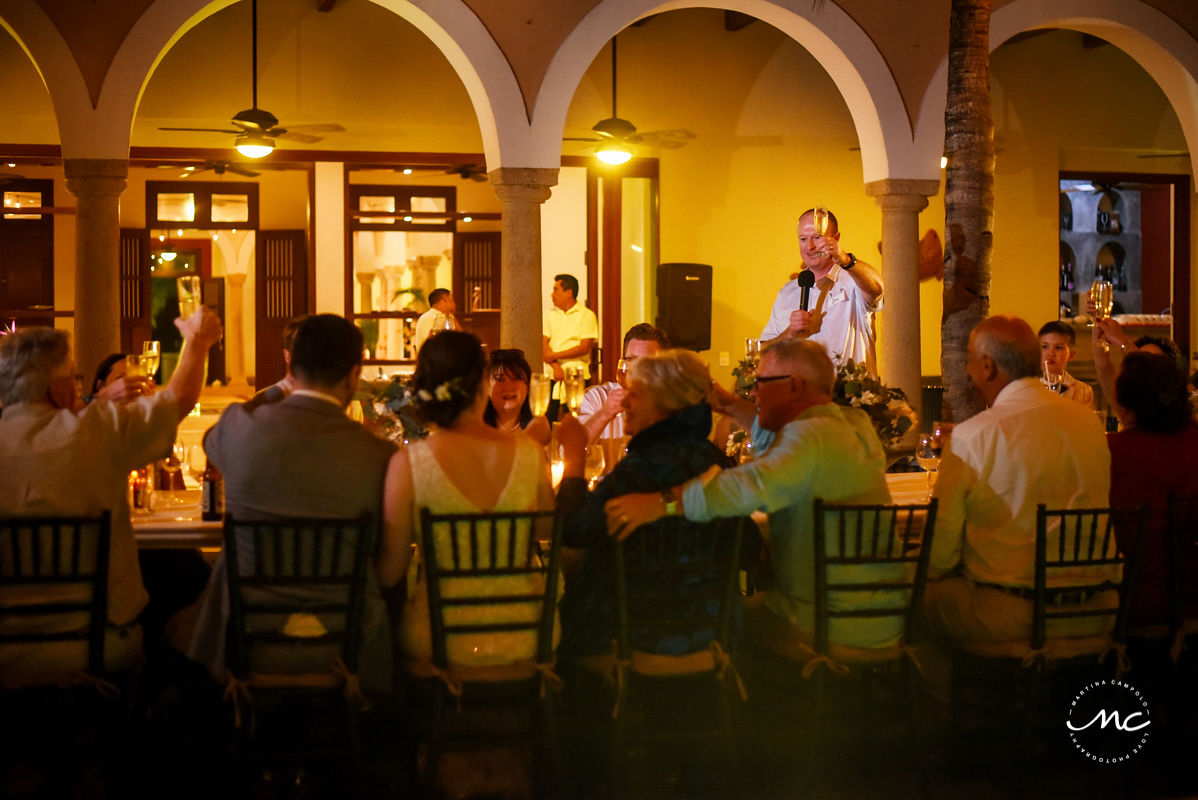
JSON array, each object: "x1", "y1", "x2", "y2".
[
  {"x1": 915, "y1": 434, "x2": 941, "y2": 498},
  {"x1": 141, "y1": 340, "x2": 161, "y2": 382},
  {"x1": 1089, "y1": 269, "x2": 1115, "y2": 352},
  {"x1": 529, "y1": 374, "x2": 551, "y2": 418},
  {"x1": 813, "y1": 204, "x2": 831, "y2": 256},
  {"x1": 563, "y1": 363, "x2": 587, "y2": 415}
]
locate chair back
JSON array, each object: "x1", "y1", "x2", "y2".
[
  {"x1": 1033, "y1": 504, "x2": 1148, "y2": 650},
  {"x1": 812, "y1": 499, "x2": 938, "y2": 655},
  {"x1": 1166, "y1": 492, "x2": 1198, "y2": 636},
  {"x1": 0, "y1": 512, "x2": 111, "y2": 678},
  {"x1": 222, "y1": 513, "x2": 374, "y2": 679},
  {"x1": 419, "y1": 508, "x2": 562, "y2": 669},
  {"x1": 613, "y1": 516, "x2": 745, "y2": 660}
]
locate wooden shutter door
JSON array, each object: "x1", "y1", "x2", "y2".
[
  {"x1": 255, "y1": 230, "x2": 308, "y2": 388},
  {"x1": 118, "y1": 228, "x2": 150, "y2": 352}
]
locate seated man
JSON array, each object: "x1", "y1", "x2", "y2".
[
  {"x1": 924, "y1": 316, "x2": 1114, "y2": 646},
  {"x1": 0, "y1": 308, "x2": 222, "y2": 673},
  {"x1": 186, "y1": 314, "x2": 397, "y2": 690},
  {"x1": 603, "y1": 339, "x2": 899, "y2": 652},
  {"x1": 1038, "y1": 320, "x2": 1094, "y2": 409},
  {"x1": 577, "y1": 322, "x2": 669, "y2": 443}
]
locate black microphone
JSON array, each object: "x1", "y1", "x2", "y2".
[{"x1": 797, "y1": 269, "x2": 816, "y2": 311}]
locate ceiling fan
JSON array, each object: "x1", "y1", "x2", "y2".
[
  {"x1": 403, "y1": 163, "x2": 488, "y2": 182},
  {"x1": 564, "y1": 37, "x2": 695, "y2": 164},
  {"x1": 158, "y1": 0, "x2": 343, "y2": 156}
]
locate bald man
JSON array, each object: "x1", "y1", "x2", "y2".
[{"x1": 923, "y1": 315, "x2": 1114, "y2": 644}]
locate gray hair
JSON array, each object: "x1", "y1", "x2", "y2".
[
  {"x1": 763, "y1": 338, "x2": 835, "y2": 394},
  {"x1": 972, "y1": 316, "x2": 1040, "y2": 380},
  {"x1": 627, "y1": 348, "x2": 712, "y2": 413},
  {"x1": 0, "y1": 327, "x2": 71, "y2": 406}
]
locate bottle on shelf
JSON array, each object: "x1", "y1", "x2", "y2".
[{"x1": 201, "y1": 462, "x2": 224, "y2": 521}]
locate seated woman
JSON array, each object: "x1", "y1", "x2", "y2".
[
  {"x1": 555, "y1": 349, "x2": 754, "y2": 663},
  {"x1": 1107, "y1": 351, "x2": 1198, "y2": 630},
  {"x1": 87, "y1": 352, "x2": 153, "y2": 405},
  {"x1": 377, "y1": 331, "x2": 555, "y2": 667},
  {"x1": 482, "y1": 348, "x2": 551, "y2": 446}
]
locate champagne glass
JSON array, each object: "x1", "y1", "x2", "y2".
[
  {"x1": 915, "y1": 434, "x2": 941, "y2": 498},
  {"x1": 813, "y1": 205, "x2": 831, "y2": 256},
  {"x1": 1042, "y1": 361, "x2": 1063, "y2": 393},
  {"x1": 563, "y1": 363, "x2": 587, "y2": 415},
  {"x1": 616, "y1": 358, "x2": 630, "y2": 388},
  {"x1": 124, "y1": 354, "x2": 146, "y2": 379},
  {"x1": 141, "y1": 340, "x2": 161, "y2": 382},
  {"x1": 584, "y1": 444, "x2": 607, "y2": 489},
  {"x1": 177, "y1": 276, "x2": 201, "y2": 319},
  {"x1": 529, "y1": 374, "x2": 551, "y2": 418}
]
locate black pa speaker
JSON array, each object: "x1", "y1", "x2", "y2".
[{"x1": 656, "y1": 262, "x2": 712, "y2": 351}]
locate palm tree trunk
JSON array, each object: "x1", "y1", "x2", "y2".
[{"x1": 941, "y1": 0, "x2": 994, "y2": 422}]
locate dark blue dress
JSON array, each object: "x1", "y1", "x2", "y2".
[{"x1": 555, "y1": 403, "x2": 754, "y2": 659}]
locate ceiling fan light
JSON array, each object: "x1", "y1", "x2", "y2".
[
  {"x1": 596, "y1": 143, "x2": 633, "y2": 165},
  {"x1": 235, "y1": 133, "x2": 275, "y2": 159}
]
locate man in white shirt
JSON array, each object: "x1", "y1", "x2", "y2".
[
  {"x1": 578, "y1": 322, "x2": 669, "y2": 443},
  {"x1": 760, "y1": 209, "x2": 884, "y2": 374},
  {"x1": 542, "y1": 273, "x2": 598, "y2": 412},
  {"x1": 413, "y1": 288, "x2": 458, "y2": 353},
  {"x1": 0, "y1": 307, "x2": 222, "y2": 673},
  {"x1": 924, "y1": 316, "x2": 1115, "y2": 644}
]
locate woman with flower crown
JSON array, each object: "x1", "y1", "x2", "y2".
[{"x1": 376, "y1": 330, "x2": 555, "y2": 668}]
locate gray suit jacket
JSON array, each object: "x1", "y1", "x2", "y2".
[{"x1": 187, "y1": 393, "x2": 397, "y2": 688}]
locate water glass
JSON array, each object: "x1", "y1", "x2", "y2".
[
  {"x1": 124, "y1": 354, "x2": 146, "y2": 378},
  {"x1": 1042, "y1": 361, "x2": 1063, "y2": 393}
]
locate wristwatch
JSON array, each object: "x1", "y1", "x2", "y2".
[
  {"x1": 841, "y1": 252, "x2": 857, "y2": 270},
  {"x1": 660, "y1": 489, "x2": 679, "y2": 517}
]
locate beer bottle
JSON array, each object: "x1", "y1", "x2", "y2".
[{"x1": 201, "y1": 463, "x2": 224, "y2": 521}]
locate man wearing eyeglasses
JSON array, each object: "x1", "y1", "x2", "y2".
[{"x1": 603, "y1": 338, "x2": 896, "y2": 653}]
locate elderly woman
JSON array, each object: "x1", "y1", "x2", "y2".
[
  {"x1": 482, "y1": 347, "x2": 551, "y2": 446},
  {"x1": 1107, "y1": 351, "x2": 1198, "y2": 629},
  {"x1": 0, "y1": 310, "x2": 221, "y2": 674},
  {"x1": 555, "y1": 349, "x2": 752, "y2": 662}
]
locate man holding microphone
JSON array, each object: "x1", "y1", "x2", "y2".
[{"x1": 760, "y1": 209, "x2": 884, "y2": 375}]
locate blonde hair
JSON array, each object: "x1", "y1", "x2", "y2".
[{"x1": 626, "y1": 349, "x2": 712, "y2": 413}]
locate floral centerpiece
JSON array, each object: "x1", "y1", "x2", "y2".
[
  {"x1": 727, "y1": 355, "x2": 917, "y2": 450},
  {"x1": 831, "y1": 359, "x2": 918, "y2": 448},
  {"x1": 355, "y1": 375, "x2": 429, "y2": 444}
]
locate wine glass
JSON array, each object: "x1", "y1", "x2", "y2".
[
  {"x1": 616, "y1": 358, "x2": 630, "y2": 388},
  {"x1": 915, "y1": 434, "x2": 941, "y2": 497},
  {"x1": 529, "y1": 374, "x2": 551, "y2": 418},
  {"x1": 1042, "y1": 361, "x2": 1063, "y2": 393},
  {"x1": 159, "y1": 441, "x2": 184, "y2": 505},
  {"x1": 584, "y1": 444, "x2": 606, "y2": 489},
  {"x1": 141, "y1": 340, "x2": 161, "y2": 382},
  {"x1": 187, "y1": 444, "x2": 206, "y2": 488}
]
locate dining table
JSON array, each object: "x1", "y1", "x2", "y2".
[{"x1": 132, "y1": 488, "x2": 222, "y2": 550}]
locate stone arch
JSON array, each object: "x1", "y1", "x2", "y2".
[
  {"x1": 532, "y1": 0, "x2": 919, "y2": 182},
  {"x1": 914, "y1": 0, "x2": 1198, "y2": 180},
  {"x1": 3, "y1": 0, "x2": 527, "y2": 164}
]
